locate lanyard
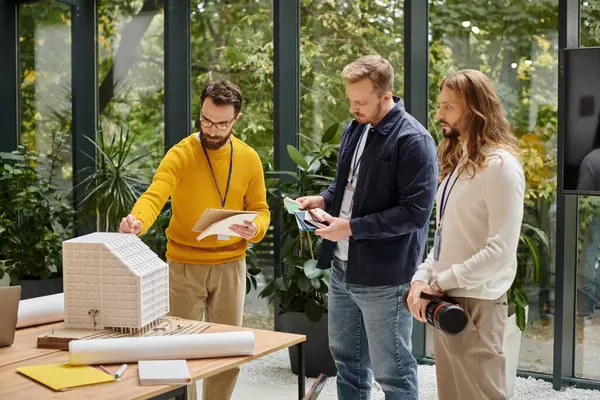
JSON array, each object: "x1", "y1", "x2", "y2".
[
  {"x1": 438, "y1": 164, "x2": 460, "y2": 230},
  {"x1": 349, "y1": 124, "x2": 370, "y2": 185},
  {"x1": 201, "y1": 139, "x2": 234, "y2": 209}
]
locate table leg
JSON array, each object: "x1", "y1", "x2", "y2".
[
  {"x1": 175, "y1": 385, "x2": 187, "y2": 400},
  {"x1": 148, "y1": 385, "x2": 187, "y2": 400},
  {"x1": 297, "y1": 342, "x2": 305, "y2": 399}
]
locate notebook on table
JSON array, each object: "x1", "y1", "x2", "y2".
[
  {"x1": 16, "y1": 363, "x2": 116, "y2": 391},
  {"x1": 138, "y1": 360, "x2": 191, "y2": 385}
]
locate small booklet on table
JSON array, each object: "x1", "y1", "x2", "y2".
[{"x1": 138, "y1": 360, "x2": 191, "y2": 385}]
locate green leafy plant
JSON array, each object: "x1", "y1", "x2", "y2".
[
  {"x1": 259, "y1": 123, "x2": 340, "y2": 323},
  {"x1": 508, "y1": 132, "x2": 554, "y2": 330},
  {"x1": 141, "y1": 202, "x2": 172, "y2": 261},
  {"x1": 245, "y1": 243, "x2": 263, "y2": 295},
  {"x1": 0, "y1": 146, "x2": 75, "y2": 284},
  {"x1": 510, "y1": 223, "x2": 550, "y2": 331},
  {"x1": 76, "y1": 124, "x2": 153, "y2": 232}
]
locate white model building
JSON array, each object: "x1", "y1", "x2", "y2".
[{"x1": 62, "y1": 232, "x2": 169, "y2": 333}]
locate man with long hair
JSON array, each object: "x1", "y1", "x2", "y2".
[
  {"x1": 408, "y1": 69, "x2": 525, "y2": 400},
  {"x1": 297, "y1": 55, "x2": 438, "y2": 399}
]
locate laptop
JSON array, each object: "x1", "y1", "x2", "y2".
[{"x1": 0, "y1": 286, "x2": 21, "y2": 348}]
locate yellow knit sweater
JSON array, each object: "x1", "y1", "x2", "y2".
[{"x1": 131, "y1": 134, "x2": 270, "y2": 265}]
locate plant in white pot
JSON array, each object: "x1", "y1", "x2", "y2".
[{"x1": 504, "y1": 222, "x2": 549, "y2": 397}]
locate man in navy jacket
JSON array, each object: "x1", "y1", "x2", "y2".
[{"x1": 297, "y1": 55, "x2": 438, "y2": 400}]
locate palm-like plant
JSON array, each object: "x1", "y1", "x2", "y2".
[{"x1": 76, "y1": 124, "x2": 154, "y2": 232}]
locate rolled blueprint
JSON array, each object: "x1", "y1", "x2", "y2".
[
  {"x1": 69, "y1": 331, "x2": 255, "y2": 365},
  {"x1": 16, "y1": 293, "x2": 64, "y2": 328}
]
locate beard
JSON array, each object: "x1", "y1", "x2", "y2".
[
  {"x1": 200, "y1": 129, "x2": 231, "y2": 150},
  {"x1": 354, "y1": 101, "x2": 383, "y2": 125},
  {"x1": 439, "y1": 120, "x2": 461, "y2": 139}
]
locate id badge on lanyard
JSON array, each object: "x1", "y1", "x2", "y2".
[
  {"x1": 433, "y1": 230, "x2": 442, "y2": 261},
  {"x1": 346, "y1": 125, "x2": 370, "y2": 192},
  {"x1": 434, "y1": 166, "x2": 460, "y2": 261}
]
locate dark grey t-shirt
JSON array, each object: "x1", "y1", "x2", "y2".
[{"x1": 578, "y1": 148, "x2": 600, "y2": 191}]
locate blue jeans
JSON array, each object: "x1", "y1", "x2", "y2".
[{"x1": 328, "y1": 257, "x2": 418, "y2": 400}]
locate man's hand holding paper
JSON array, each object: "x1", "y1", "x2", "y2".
[
  {"x1": 295, "y1": 195, "x2": 325, "y2": 210},
  {"x1": 229, "y1": 220, "x2": 258, "y2": 240}
]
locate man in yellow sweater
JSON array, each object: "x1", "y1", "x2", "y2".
[{"x1": 119, "y1": 79, "x2": 270, "y2": 400}]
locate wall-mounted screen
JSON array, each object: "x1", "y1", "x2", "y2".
[{"x1": 562, "y1": 46, "x2": 600, "y2": 195}]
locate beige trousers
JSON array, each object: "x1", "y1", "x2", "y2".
[
  {"x1": 432, "y1": 293, "x2": 508, "y2": 400},
  {"x1": 168, "y1": 259, "x2": 246, "y2": 400}
]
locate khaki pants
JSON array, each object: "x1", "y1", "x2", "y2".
[
  {"x1": 432, "y1": 294, "x2": 508, "y2": 400},
  {"x1": 168, "y1": 259, "x2": 246, "y2": 400}
]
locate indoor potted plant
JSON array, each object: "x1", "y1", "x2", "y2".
[
  {"x1": 0, "y1": 145, "x2": 74, "y2": 298},
  {"x1": 259, "y1": 122, "x2": 340, "y2": 377},
  {"x1": 504, "y1": 221, "x2": 549, "y2": 396},
  {"x1": 502, "y1": 132, "x2": 553, "y2": 396}
]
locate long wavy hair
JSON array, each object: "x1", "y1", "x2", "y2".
[{"x1": 438, "y1": 70, "x2": 520, "y2": 180}]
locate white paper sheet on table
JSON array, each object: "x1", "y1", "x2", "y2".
[
  {"x1": 16, "y1": 293, "x2": 64, "y2": 329},
  {"x1": 68, "y1": 331, "x2": 255, "y2": 365}
]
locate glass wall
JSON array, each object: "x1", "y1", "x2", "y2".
[
  {"x1": 85, "y1": 1, "x2": 167, "y2": 243},
  {"x1": 19, "y1": 1, "x2": 72, "y2": 193},
  {"x1": 7, "y1": 0, "x2": 600, "y2": 386},
  {"x1": 190, "y1": 0, "x2": 273, "y2": 163},
  {"x1": 575, "y1": 0, "x2": 600, "y2": 381},
  {"x1": 300, "y1": 0, "x2": 404, "y2": 147},
  {"x1": 190, "y1": 0, "x2": 274, "y2": 330},
  {"x1": 426, "y1": 0, "x2": 559, "y2": 376},
  {"x1": 98, "y1": 1, "x2": 165, "y2": 170}
]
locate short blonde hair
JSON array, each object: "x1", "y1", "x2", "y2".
[{"x1": 341, "y1": 55, "x2": 394, "y2": 92}]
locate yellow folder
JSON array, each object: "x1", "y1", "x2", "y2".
[{"x1": 17, "y1": 363, "x2": 116, "y2": 391}]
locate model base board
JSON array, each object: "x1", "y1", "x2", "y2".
[{"x1": 37, "y1": 316, "x2": 209, "y2": 350}]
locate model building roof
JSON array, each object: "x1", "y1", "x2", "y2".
[{"x1": 63, "y1": 232, "x2": 166, "y2": 277}]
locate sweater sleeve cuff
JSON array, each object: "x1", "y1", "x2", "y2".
[
  {"x1": 411, "y1": 269, "x2": 431, "y2": 284},
  {"x1": 436, "y1": 268, "x2": 461, "y2": 291},
  {"x1": 131, "y1": 211, "x2": 148, "y2": 236}
]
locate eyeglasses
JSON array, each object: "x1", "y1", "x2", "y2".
[{"x1": 199, "y1": 116, "x2": 236, "y2": 131}]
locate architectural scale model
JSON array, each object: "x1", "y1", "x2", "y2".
[{"x1": 62, "y1": 232, "x2": 169, "y2": 333}]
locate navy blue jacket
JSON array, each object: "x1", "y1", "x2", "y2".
[{"x1": 317, "y1": 98, "x2": 439, "y2": 286}]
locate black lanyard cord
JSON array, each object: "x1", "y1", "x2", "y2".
[
  {"x1": 201, "y1": 138, "x2": 234, "y2": 209},
  {"x1": 438, "y1": 164, "x2": 460, "y2": 229}
]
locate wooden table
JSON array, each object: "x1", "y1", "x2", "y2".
[
  {"x1": 0, "y1": 323, "x2": 307, "y2": 400},
  {"x1": 0, "y1": 324, "x2": 62, "y2": 368}
]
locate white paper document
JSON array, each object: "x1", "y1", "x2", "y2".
[
  {"x1": 192, "y1": 209, "x2": 258, "y2": 241},
  {"x1": 138, "y1": 360, "x2": 191, "y2": 385},
  {"x1": 16, "y1": 292, "x2": 64, "y2": 329},
  {"x1": 68, "y1": 331, "x2": 255, "y2": 365}
]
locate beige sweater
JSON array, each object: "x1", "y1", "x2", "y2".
[{"x1": 411, "y1": 148, "x2": 525, "y2": 300}]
